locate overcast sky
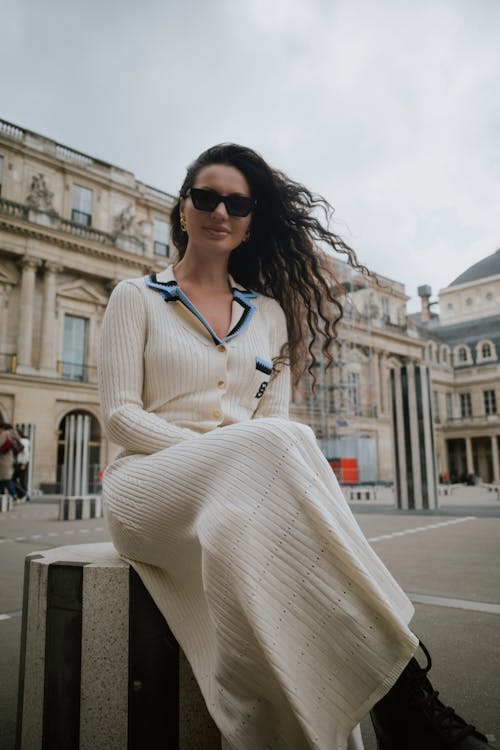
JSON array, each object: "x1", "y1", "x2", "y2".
[{"x1": 2, "y1": 0, "x2": 499, "y2": 311}]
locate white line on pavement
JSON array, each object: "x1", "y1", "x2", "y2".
[
  {"x1": 408, "y1": 593, "x2": 500, "y2": 614},
  {"x1": 367, "y1": 516, "x2": 476, "y2": 542}
]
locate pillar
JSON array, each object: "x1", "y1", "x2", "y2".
[
  {"x1": 491, "y1": 435, "x2": 499, "y2": 483},
  {"x1": 39, "y1": 262, "x2": 62, "y2": 374},
  {"x1": 465, "y1": 437, "x2": 474, "y2": 475},
  {"x1": 390, "y1": 362, "x2": 438, "y2": 510},
  {"x1": 371, "y1": 350, "x2": 381, "y2": 417},
  {"x1": 16, "y1": 256, "x2": 41, "y2": 373},
  {"x1": 62, "y1": 413, "x2": 90, "y2": 496}
]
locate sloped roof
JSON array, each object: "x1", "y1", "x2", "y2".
[{"x1": 449, "y1": 248, "x2": 500, "y2": 287}]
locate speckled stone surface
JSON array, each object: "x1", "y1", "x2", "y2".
[
  {"x1": 19, "y1": 553, "x2": 47, "y2": 749},
  {"x1": 79, "y1": 561, "x2": 129, "y2": 750},
  {"x1": 18, "y1": 542, "x2": 224, "y2": 749}
]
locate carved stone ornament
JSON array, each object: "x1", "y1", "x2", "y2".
[
  {"x1": 113, "y1": 204, "x2": 136, "y2": 236},
  {"x1": 26, "y1": 173, "x2": 56, "y2": 213}
]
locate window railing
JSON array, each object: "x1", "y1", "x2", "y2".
[
  {"x1": 71, "y1": 209, "x2": 92, "y2": 226},
  {"x1": 57, "y1": 361, "x2": 98, "y2": 384},
  {"x1": 0, "y1": 353, "x2": 17, "y2": 373},
  {"x1": 444, "y1": 414, "x2": 498, "y2": 425}
]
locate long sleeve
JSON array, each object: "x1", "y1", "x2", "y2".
[
  {"x1": 98, "y1": 281, "x2": 197, "y2": 454},
  {"x1": 253, "y1": 301, "x2": 291, "y2": 419}
]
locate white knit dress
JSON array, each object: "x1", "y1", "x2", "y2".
[{"x1": 98, "y1": 266, "x2": 418, "y2": 750}]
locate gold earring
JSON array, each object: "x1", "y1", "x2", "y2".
[
  {"x1": 180, "y1": 215, "x2": 187, "y2": 232},
  {"x1": 242, "y1": 230, "x2": 250, "y2": 243}
]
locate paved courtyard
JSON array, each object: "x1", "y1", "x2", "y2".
[{"x1": 1, "y1": 486, "x2": 499, "y2": 749}]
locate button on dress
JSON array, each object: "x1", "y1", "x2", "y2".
[{"x1": 98, "y1": 266, "x2": 417, "y2": 750}]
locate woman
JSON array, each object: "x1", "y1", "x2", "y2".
[{"x1": 98, "y1": 144, "x2": 492, "y2": 750}]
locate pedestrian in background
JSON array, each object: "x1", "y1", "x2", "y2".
[
  {"x1": 12, "y1": 428, "x2": 30, "y2": 501},
  {"x1": 0, "y1": 422, "x2": 19, "y2": 500}
]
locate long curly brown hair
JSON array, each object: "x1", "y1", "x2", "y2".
[{"x1": 170, "y1": 143, "x2": 371, "y2": 385}]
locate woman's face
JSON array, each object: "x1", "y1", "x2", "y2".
[{"x1": 180, "y1": 163, "x2": 253, "y2": 256}]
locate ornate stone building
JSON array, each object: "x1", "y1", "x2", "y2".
[
  {"x1": 413, "y1": 249, "x2": 500, "y2": 484},
  {"x1": 289, "y1": 263, "x2": 424, "y2": 483},
  {"x1": 3, "y1": 116, "x2": 492, "y2": 496},
  {"x1": 0, "y1": 118, "x2": 174, "y2": 493}
]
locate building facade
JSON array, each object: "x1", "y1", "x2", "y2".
[
  {"x1": 2, "y1": 117, "x2": 495, "y2": 496},
  {"x1": 0, "y1": 118, "x2": 174, "y2": 493},
  {"x1": 414, "y1": 250, "x2": 500, "y2": 484}
]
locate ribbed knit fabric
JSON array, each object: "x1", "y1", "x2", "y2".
[{"x1": 99, "y1": 268, "x2": 418, "y2": 750}]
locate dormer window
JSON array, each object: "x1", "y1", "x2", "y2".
[
  {"x1": 454, "y1": 344, "x2": 472, "y2": 366},
  {"x1": 476, "y1": 340, "x2": 496, "y2": 363}
]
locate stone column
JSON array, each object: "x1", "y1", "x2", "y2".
[
  {"x1": 491, "y1": 435, "x2": 499, "y2": 483},
  {"x1": 39, "y1": 262, "x2": 62, "y2": 374},
  {"x1": 371, "y1": 350, "x2": 381, "y2": 417},
  {"x1": 465, "y1": 437, "x2": 474, "y2": 475},
  {"x1": 0, "y1": 284, "x2": 13, "y2": 367},
  {"x1": 16, "y1": 257, "x2": 41, "y2": 373}
]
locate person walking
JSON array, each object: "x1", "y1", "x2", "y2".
[
  {"x1": 0, "y1": 422, "x2": 19, "y2": 501},
  {"x1": 12, "y1": 428, "x2": 30, "y2": 501},
  {"x1": 99, "y1": 143, "x2": 494, "y2": 750}
]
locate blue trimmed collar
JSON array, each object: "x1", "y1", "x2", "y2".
[{"x1": 145, "y1": 266, "x2": 258, "y2": 345}]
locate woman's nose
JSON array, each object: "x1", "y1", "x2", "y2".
[{"x1": 211, "y1": 201, "x2": 229, "y2": 220}]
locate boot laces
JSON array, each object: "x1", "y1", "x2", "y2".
[{"x1": 410, "y1": 641, "x2": 487, "y2": 747}]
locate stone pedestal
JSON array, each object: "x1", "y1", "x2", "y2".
[
  {"x1": 16, "y1": 542, "x2": 221, "y2": 750},
  {"x1": 1, "y1": 493, "x2": 12, "y2": 512}
]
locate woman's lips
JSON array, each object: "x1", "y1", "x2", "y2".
[{"x1": 205, "y1": 226, "x2": 230, "y2": 238}]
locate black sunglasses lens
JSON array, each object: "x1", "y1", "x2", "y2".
[
  {"x1": 190, "y1": 188, "x2": 217, "y2": 212},
  {"x1": 189, "y1": 188, "x2": 253, "y2": 217},
  {"x1": 225, "y1": 195, "x2": 253, "y2": 217}
]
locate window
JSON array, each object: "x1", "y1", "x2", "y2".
[
  {"x1": 446, "y1": 393, "x2": 453, "y2": 419},
  {"x1": 486, "y1": 292, "x2": 493, "y2": 301},
  {"x1": 457, "y1": 347, "x2": 468, "y2": 363},
  {"x1": 153, "y1": 219, "x2": 169, "y2": 256},
  {"x1": 62, "y1": 315, "x2": 88, "y2": 380},
  {"x1": 348, "y1": 372, "x2": 360, "y2": 415},
  {"x1": 432, "y1": 391, "x2": 440, "y2": 422},
  {"x1": 381, "y1": 297, "x2": 390, "y2": 321},
  {"x1": 482, "y1": 343, "x2": 491, "y2": 358},
  {"x1": 484, "y1": 390, "x2": 497, "y2": 416},
  {"x1": 0, "y1": 154, "x2": 3, "y2": 196},
  {"x1": 441, "y1": 347, "x2": 448, "y2": 364},
  {"x1": 465, "y1": 297, "x2": 473, "y2": 306},
  {"x1": 459, "y1": 392, "x2": 472, "y2": 418},
  {"x1": 71, "y1": 185, "x2": 92, "y2": 226}
]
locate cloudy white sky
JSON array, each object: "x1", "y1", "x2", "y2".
[{"x1": 2, "y1": 0, "x2": 499, "y2": 311}]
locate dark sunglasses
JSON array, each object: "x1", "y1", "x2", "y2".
[{"x1": 188, "y1": 187, "x2": 255, "y2": 217}]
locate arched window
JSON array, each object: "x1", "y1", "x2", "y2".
[
  {"x1": 458, "y1": 347, "x2": 468, "y2": 363},
  {"x1": 482, "y1": 343, "x2": 491, "y2": 358},
  {"x1": 440, "y1": 346, "x2": 449, "y2": 364}
]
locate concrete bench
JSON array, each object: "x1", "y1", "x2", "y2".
[
  {"x1": 58, "y1": 495, "x2": 104, "y2": 521},
  {"x1": 1, "y1": 493, "x2": 13, "y2": 512},
  {"x1": 16, "y1": 542, "x2": 221, "y2": 750}
]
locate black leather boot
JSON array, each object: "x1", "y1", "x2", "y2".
[{"x1": 370, "y1": 641, "x2": 496, "y2": 749}]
